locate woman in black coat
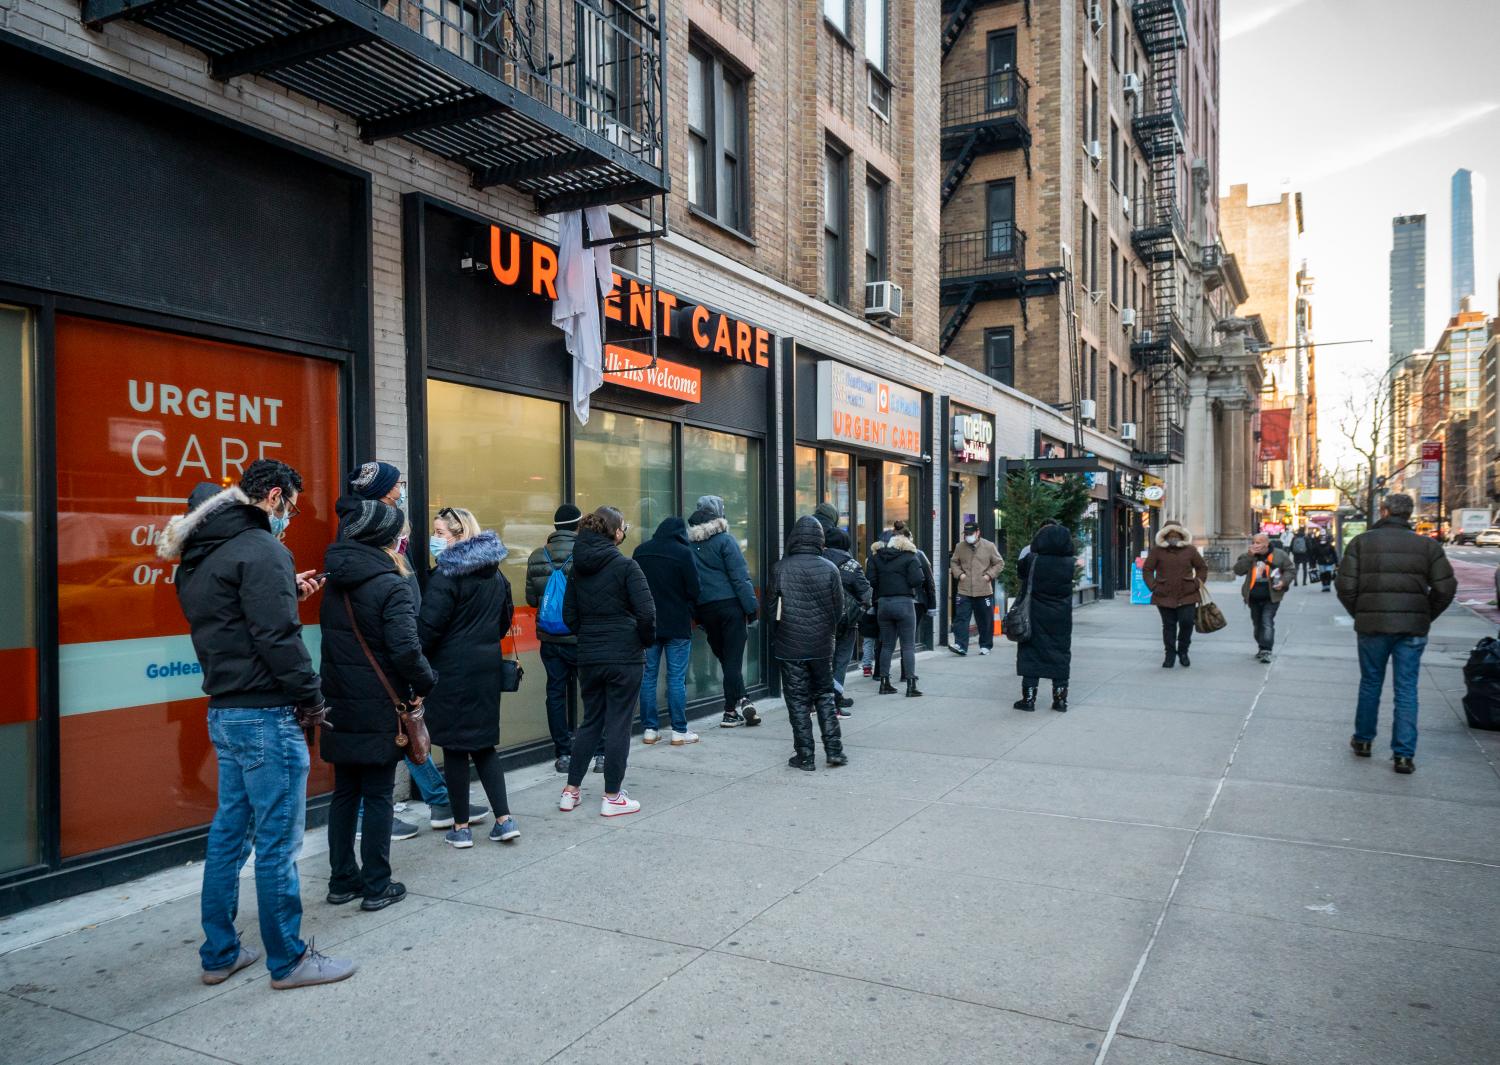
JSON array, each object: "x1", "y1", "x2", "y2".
[
  {"x1": 1014, "y1": 523, "x2": 1077, "y2": 713},
  {"x1": 319, "y1": 500, "x2": 436, "y2": 911},
  {"x1": 419, "y1": 507, "x2": 517, "y2": 849},
  {"x1": 865, "y1": 521, "x2": 934, "y2": 697},
  {"x1": 558, "y1": 507, "x2": 656, "y2": 817}
]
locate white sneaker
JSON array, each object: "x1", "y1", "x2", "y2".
[
  {"x1": 978, "y1": 647, "x2": 991, "y2": 656},
  {"x1": 600, "y1": 792, "x2": 640, "y2": 817},
  {"x1": 643, "y1": 729, "x2": 660, "y2": 745},
  {"x1": 559, "y1": 789, "x2": 581, "y2": 812},
  {"x1": 670, "y1": 730, "x2": 700, "y2": 745}
]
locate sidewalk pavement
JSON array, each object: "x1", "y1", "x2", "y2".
[{"x1": 4, "y1": 582, "x2": 1500, "y2": 1065}]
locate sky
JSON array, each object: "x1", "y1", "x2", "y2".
[{"x1": 1220, "y1": 0, "x2": 1500, "y2": 468}]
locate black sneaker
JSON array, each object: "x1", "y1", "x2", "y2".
[
  {"x1": 738, "y1": 699, "x2": 761, "y2": 727},
  {"x1": 834, "y1": 705, "x2": 852, "y2": 719},
  {"x1": 949, "y1": 645, "x2": 968, "y2": 657},
  {"x1": 825, "y1": 753, "x2": 848, "y2": 767},
  {"x1": 554, "y1": 754, "x2": 571, "y2": 774},
  {"x1": 360, "y1": 882, "x2": 406, "y2": 911},
  {"x1": 1393, "y1": 756, "x2": 1415, "y2": 775},
  {"x1": 325, "y1": 888, "x2": 359, "y2": 906},
  {"x1": 787, "y1": 754, "x2": 815, "y2": 772},
  {"x1": 1349, "y1": 737, "x2": 1372, "y2": 758},
  {"x1": 835, "y1": 693, "x2": 854, "y2": 708},
  {"x1": 720, "y1": 708, "x2": 744, "y2": 728},
  {"x1": 592, "y1": 753, "x2": 604, "y2": 774}
]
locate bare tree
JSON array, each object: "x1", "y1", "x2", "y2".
[
  {"x1": 1336, "y1": 378, "x2": 1393, "y2": 518},
  {"x1": 1321, "y1": 463, "x2": 1367, "y2": 512}
]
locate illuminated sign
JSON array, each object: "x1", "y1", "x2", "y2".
[
  {"x1": 951, "y1": 409, "x2": 994, "y2": 465},
  {"x1": 816, "y1": 361, "x2": 923, "y2": 458},
  {"x1": 603, "y1": 344, "x2": 702, "y2": 403}
]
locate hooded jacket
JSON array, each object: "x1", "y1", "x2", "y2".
[
  {"x1": 1335, "y1": 517, "x2": 1456, "y2": 635},
  {"x1": 770, "y1": 517, "x2": 846, "y2": 661},
  {"x1": 866, "y1": 533, "x2": 932, "y2": 603},
  {"x1": 632, "y1": 517, "x2": 702, "y2": 641},
  {"x1": 949, "y1": 535, "x2": 1004, "y2": 598},
  {"x1": 562, "y1": 529, "x2": 657, "y2": 664},
  {"x1": 687, "y1": 495, "x2": 759, "y2": 615},
  {"x1": 418, "y1": 532, "x2": 514, "y2": 750},
  {"x1": 1015, "y1": 524, "x2": 1076, "y2": 681},
  {"x1": 525, "y1": 528, "x2": 578, "y2": 645},
  {"x1": 1310, "y1": 536, "x2": 1340, "y2": 567},
  {"x1": 822, "y1": 526, "x2": 872, "y2": 618},
  {"x1": 1141, "y1": 522, "x2": 1208, "y2": 609},
  {"x1": 157, "y1": 485, "x2": 321, "y2": 710},
  {"x1": 318, "y1": 539, "x2": 437, "y2": 764}
]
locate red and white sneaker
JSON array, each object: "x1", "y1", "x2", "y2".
[
  {"x1": 559, "y1": 788, "x2": 581, "y2": 812},
  {"x1": 600, "y1": 791, "x2": 640, "y2": 817},
  {"x1": 862, "y1": 665, "x2": 873, "y2": 678}
]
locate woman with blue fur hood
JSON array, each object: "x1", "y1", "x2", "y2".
[{"x1": 419, "y1": 507, "x2": 519, "y2": 848}]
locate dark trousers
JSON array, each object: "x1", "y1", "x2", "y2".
[
  {"x1": 1157, "y1": 603, "x2": 1195, "y2": 655},
  {"x1": 327, "y1": 761, "x2": 398, "y2": 898},
  {"x1": 441, "y1": 747, "x2": 510, "y2": 824},
  {"x1": 830, "y1": 624, "x2": 858, "y2": 693},
  {"x1": 953, "y1": 594, "x2": 994, "y2": 652},
  {"x1": 1249, "y1": 599, "x2": 1279, "y2": 651},
  {"x1": 697, "y1": 598, "x2": 748, "y2": 710},
  {"x1": 540, "y1": 641, "x2": 578, "y2": 757},
  {"x1": 780, "y1": 658, "x2": 844, "y2": 758},
  {"x1": 876, "y1": 597, "x2": 917, "y2": 679},
  {"x1": 567, "y1": 662, "x2": 643, "y2": 794},
  {"x1": 1022, "y1": 674, "x2": 1069, "y2": 691}
]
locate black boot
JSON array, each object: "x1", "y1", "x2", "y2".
[
  {"x1": 905, "y1": 676, "x2": 923, "y2": 698},
  {"x1": 1177, "y1": 647, "x2": 1191, "y2": 668},
  {"x1": 787, "y1": 703, "x2": 816, "y2": 771},
  {"x1": 1051, "y1": 685, "x2": 1068, "y2": 712},
  {"x1": 878, "y1": 675, "x2": 897, "y2": 695},
  {"x1": 1012, "y1": 685, "x2": 1037, "y2": 711},
  {"x1": 813, "y1": 692, "x2": 847, "y2": 767},
  {"x1": 1162, "y1": 649, "x2": 1175, "y2": 668}
]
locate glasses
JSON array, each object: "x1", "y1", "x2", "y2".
[
  {"x1": 437, "y1": 507, "x2": 459, "y2": 522},
  {"x1": 621, "y1": 522, "x2": 631, "y2": 536},
  {"x1": 279, "y1": 495, "x2": 300, "y2": 519}
]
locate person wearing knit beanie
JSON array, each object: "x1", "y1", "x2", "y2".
[
  {"x1": 553, "y1": 504, "x2": 582, "y2": 529},
  {"x1": 346, "y1": 461, "x2": 403, "y2": 505},
  {"x1": 341, "y1": 500, "x2": 405, "y2": 547}
]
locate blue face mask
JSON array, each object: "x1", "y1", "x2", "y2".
[
  {"x1": 396, "y1": 486, "x2": 408, "y2": 512},
  {"x1": 429, "y1": 535, "x2": 448, "y2": 559},
  {"x1": 269, "y1": 501, "x2": 292, "y2": 538}
]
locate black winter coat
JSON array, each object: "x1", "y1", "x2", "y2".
[
  {"x1": 632, "y1": 518, "x2": 701, "y2": 641},
  {"x1": 822, "y1": 526, "x2": 872, "y2": 620},
  {"x1": 771, "y1": 517, "x2": 846, "y2": 661},
  {"x1": 158, "y1": 485, "x2": 321, "y2": 710},
  {"x1": 1015, "y1": 525, "x2": 1076, "y2": 681},
  {"x1": 562, "y1": 530, "x2": 657, "y2": 664},
  {"x1": 318, "y1": 540, "x2": 437, "y2": 765},
  {"x1": 419, "y1": 532, "x2": 513, "y2": 751},
  {"x1": 866, "y1": 535, "x2": 929, "y2": 601},
  {"x1": 525, "y1": 530, "x2": 577, "y2": 644},
  {"x1": 1336, "y1": 518, "x2": 1456, "y2": 635},
  {"x1": 1311, "y1": 538, "x2": 1340, "y2": 567}
]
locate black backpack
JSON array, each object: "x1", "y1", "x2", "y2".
[
  {"x1": 837, "y1": 558, "x2": 866, "y2": 630},
  {"x1": 1461, "y1": 637, "x2": 1500, "y2": 731}
]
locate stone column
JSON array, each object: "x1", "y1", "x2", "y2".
[
  {"x1": 1218, "y1": 400, "x2": 1253, "y2": 540},
  {"x1": 1179, "y1": 369, "x2": 1215, "y2": 537}
]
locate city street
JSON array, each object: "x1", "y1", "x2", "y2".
[{"x1": 4, "y1": 583, "x2": 1499, "y2": 1065}]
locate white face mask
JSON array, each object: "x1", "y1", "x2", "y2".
[{"x1": 965, "y1": 533, "x2": 978, "y2": 545}]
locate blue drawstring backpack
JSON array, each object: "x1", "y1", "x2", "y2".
[{"x1": 536, "y1": 547, "x2": 571, "y2": 636}]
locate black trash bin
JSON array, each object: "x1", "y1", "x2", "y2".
[{"x1": 1460, "y1": 637, "x2": 1500, "y2": 730}]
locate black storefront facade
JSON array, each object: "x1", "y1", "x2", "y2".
[
  {"x1": 0, "y1": 39, "x2": 373, "y2": 912},
  {"x1": 403, "y1": 195, "x2": 779, "y2": 757},
  {"x1": 940, "y1": 401, "x2": 997, "y2": 645}
]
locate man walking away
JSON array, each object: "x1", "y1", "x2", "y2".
[
  {"x1": 527, "y1": 504, "x2": 585, "y2": 772},
  {"x1": 1336, "y1": 493, "x2": 1456, "y2": 773},
  {"x1": 633, "y1": 516, "x2": 702, "y2": 746},
  {"x1": 1142, "y1": 522, "x2": 1208, "y2": 668},
  {"x1": 688, "y1": 495, "x2": 761, "y2": 727},
  {"x1": 773, "y1": 517, "x2": 848, "y2": 770},
  {"x1": 1291, "y1": 528, "x2": 1310, "y2": 584},
  {"x1": 158, "y1": 460, "x2": 355, "y2": 990},
  {"x1": 948, "y1": 521, "x2": 1003, "y2": 657},
  {"x1": 1312, "y1": 531, "x2": 1339, "y2": 593},
  {"x1": 1233, "y1": 533, "x2": 1294, "y2": 663}
]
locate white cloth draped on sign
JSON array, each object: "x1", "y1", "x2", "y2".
[{"x1": 551, "y1": 206, "x2": 616, "y2": 424}]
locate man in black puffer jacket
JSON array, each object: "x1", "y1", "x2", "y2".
[
  {"x1": 633, "y1": 517, "x2": 702, "y2": 744},
  {"x1": 1336, "y1": 493, "x2": 1456, "y2": 774},
  {"x1": 772, "y1": 517, "x2": 848, "y2": 770}
]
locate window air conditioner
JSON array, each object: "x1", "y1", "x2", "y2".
[
  {"x1": 1121, "y1": 193, "x2": 1132, "y2": 218},
  {"x1": 1080, "y1": 398, "x2": 1097, "y2": 421},
  {"x1": 1138, "y1": 327, "x2": 1154, "y2": 344},
  {"x1": 1089, "y1": 3, "x2": 1104, "y2": 33},
  {"x1": 1121, "y1": 421, "x2": 1138, "y2": 441},
  {"x1": 1121, "y1": 307, "x2": 1137, "y2": 329},
  {"x1": 1085, "y1": 140, "x2": 1102, "y2": 168},
  {"x1": 865, "y1": 280, "x2": 904, "y2": 320},
  {"x1": 1123, "y1": 72, "x2": 1144, "y2": 100},
  {"x1": 601, "y1": 120, "x2": 648, "y2": 156}
]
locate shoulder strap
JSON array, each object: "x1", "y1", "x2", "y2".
[{"x1": 343, "y1": 591, "x2": 402, "y2": 709}]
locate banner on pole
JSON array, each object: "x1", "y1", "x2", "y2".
[{"x1": 1258, "y1": 408, "x2": 1292, "y2": 462}]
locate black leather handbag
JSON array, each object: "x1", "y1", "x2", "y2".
[{"x1": 1003, "y1": 563, "x2": 1034, "y2": 644}]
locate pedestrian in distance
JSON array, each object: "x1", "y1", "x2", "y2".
[
  {"x1": 866, "y1": 520, "x2": 933, "y2": 697},
  {"x1": 559, "y1": 507, "x2": 656, "y2": 816},
  {"x1": 526, "y1": 504, "x2": 586, "y2": 775},
  {"x1": 419, "y1": 507, "x2": 520, "y2": 848},
  {"x1": 1336, "y1": 493, "x2": 1456, "y2": 773},
  {"x1": 632, "y1": 515, "x2": 702, "y2": 746},
  {"x1": 320, "y1": 499, "x2": 437, "y2": 914},
  {"x1": 1291, "y1": 527, "x2": 1311, "y2": 585},
  {"x1": 1142, "y1": 521, "x2": 1208, "y2": 668},
  {"x1": 687, "y1": 494, "x2": 761, "y2": 727},
  {"x1": 948, "y1": 520, "x2": 1004, "y2": 657},
  {"x1": 1013, "y1": 523, "x2": 1077, "y2": 712},
  {"x1": 1311, "y1": 531, "x2": 1339, "y2": 593},
  {"x1": 158, "y1": 461, "x2": 354, "y2": 990},
  {"x1": 1233, "y1": 533, "x2": 1294, "y2": 663},
  {"x1": 773, "y1": 517, "x2": 849, "y2": 770}
]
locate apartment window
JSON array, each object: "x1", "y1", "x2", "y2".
[
  {"x1": 986, "y1": 328, "x2": 1015, "y2": 387},
  {"x1": 1110, "y1": 1, "x2": 1122, "y2": 68},
  {"x1": 1109, "y1": 363, "x2": 1119, "y2": 427},
  {"x1": 1089, "y1": 346, "x2": 1098, "y2": 401},
  {"x1": 1089, "y1": 212, "x2": 1099, "y2": 293},
  {"x1": 986, "y1": 180, "x2": 1016, "y2": 258},
  {"x1": 824, "y1": 143, "x2": 849, "y2": 305},
  {"x1": 1109, "y1": 120, "x2": 1120, "y2": 186},
  {"x1": 986, "y1": 30, "x2": 1017, "y2": 109},
  {"x1": 867, "y1": 0, "x2": 891, "y2": 116},
  {"x1": 1110, "y1": 241, "x2": 1119, "y2": 305},
  {"x1": 1088, "y1": 80, "x2": 1099, "y2": 144},
  {"x1": 823, "y1": 0, "x2": 847, "y2": 35},
  {"x1": 865, "y1": 173, "x2": 888, "y2": 285},
  {"x1": 687, "y1": 43, "x2": 750, "y2": 233}
]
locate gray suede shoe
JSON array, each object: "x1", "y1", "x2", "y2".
[
  {"x1": 269, "y1": 941, "x2": 357, "y2": 990},
  {"x1": 201, "y1": 942, "x2": 260, "y2": 985}
]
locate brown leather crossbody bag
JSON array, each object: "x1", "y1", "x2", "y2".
[{"x1": 342, "y1": 592, "x2": 431, "y2": 765}]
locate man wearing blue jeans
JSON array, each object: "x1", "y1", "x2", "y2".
[
  {"x1": 1336, "y1": 493, "x2": 1456, "y2": 774},
  {"x1": 633, "y1": 516, "x2": 702, "y2": 745},
  {"x1": 159, "y1": 461, "x2": 355, "y2": 989}
]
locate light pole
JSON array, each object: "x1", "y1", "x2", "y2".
[{"x1": 1367, "y1": 350, "x2": 1433, "y2": 520}]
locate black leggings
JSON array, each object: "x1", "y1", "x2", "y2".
[
  {"x1": 1157, "y1": 604, "x2": 1195, "y2": 654},
  {"x1": 328, "y1": 762, "x2": 397, "y2": 898},
  {"x1": 441, "y1": 747, "x2": 510, "y2": 824},
  {"x1": 697, "y1": 599, "x2": 748, "y2": 710},
  {"x1": 567, "y1": 662, "x2": 643, "y2": 794}
]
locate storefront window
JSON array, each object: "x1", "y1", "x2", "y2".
[
  {"x1": 793, "y1": 445, "x2": 817, "y2": 520},
  {"x1": 957, "y1": 474, "x2": 981, "y2": 530},
  {"x1": 427, "y1": 380, "x2": 564, "y2": 749},
  {"x1": 824, "y1": 452, "x2": 852, "y2": 528},
  {"x1": 575, "y1": 412, "x2": 674, "y2": 552},
  {"x1": 883, "y1": 462, "x2": 919, "y2": 531},
  {"x1": 0, "y1": 307, "x2": 38, "y2": 873}
]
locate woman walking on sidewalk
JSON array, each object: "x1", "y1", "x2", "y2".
[
  {"x1": 1142, "y1": 522, "x2": 1208, "y2": 668},
  {"x1": 419, "y1": 507, "x2": 519, "y2": 848},
  {"x1": 1013, "y1": 523, "x2": 1077, "y2": 712},
  {"x1": 559, "y1": 507, "x2": 656, "y2": 817},
  {"x1": 1311, "y1": 532, "x2": 1339, "y2": 593},
  {"x1": 866, "y1": 520, "x2": 933, "y2": 697}
]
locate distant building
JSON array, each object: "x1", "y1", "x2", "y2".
[
  {"x1": 1390, "y1": 214, "x2": 1427, "y2": 367},
  {"x1": 1451, "y1": 169, "x2": 1488, "y2": 315}
]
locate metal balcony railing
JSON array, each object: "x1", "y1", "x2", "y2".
[
  {"x1": 941, "y1": 71, "x2": 1030, "y2": 132},
  {"x1": 941, "y1": 224, "x2": 1027, "y2": 280}
]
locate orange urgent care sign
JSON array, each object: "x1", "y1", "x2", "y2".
[{"x1": 54, "y1": 317, "x2": 341, "y2": 857}]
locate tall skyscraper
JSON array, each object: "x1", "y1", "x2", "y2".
[
  {"x1": 1451, "y1": 169, "x2": 1487, "y2": 314},
  {"x1": 1389, "y1": 214, "x2": 1426, "y2": 365}
]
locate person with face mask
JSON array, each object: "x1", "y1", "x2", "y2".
[
  {"x1": 1142, "y1": 522, "x2": 1208, "y2": 668},
  {"x1": 948, "y1": 521, "x2": 1003, "y2": 657},
  {"x1": 1233, "y1": 532, "x2": 1295, "y2": 663}
]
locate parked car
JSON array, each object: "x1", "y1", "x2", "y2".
[{"x1": 1475, "y1": 528, "x2": 1500, "y2": 548}]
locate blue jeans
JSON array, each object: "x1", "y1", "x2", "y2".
[
  {"x1": 640, "y1": 638, "x2": 692, "y2": 732},
  {"x1": 1355, "y1": 633, "x2": 1427, "y2": 757},
  {"x1": 357, "y1": 753, "x2": 447, "y2": 827},
  {"x1": 200, "y1": 707, "x2": 309, "y2": 980}
]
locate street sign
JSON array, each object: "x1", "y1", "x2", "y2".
[{"x1": 1420, "y1": 441, "x2": 1442, "y2": 504}]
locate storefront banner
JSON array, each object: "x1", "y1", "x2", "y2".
[
  {"x1": 1258, "y1": 408, "x2": 1292, "y2": 462},
  {"x1": 816, "y1": 361, "x2": 923, "y2": 458},
  {"x1": 1143, "y1": 474, "x2": 1165, "y2": 508},
  {"x1": 603, "y1": 344, "x2": 702, "y2": 403},
  {"x1": 1420, "y1": 441, "x2": 1442, "y2": 503},
  {"x1": 951, "y1": 410, "x2": 994, "y2": 465}
]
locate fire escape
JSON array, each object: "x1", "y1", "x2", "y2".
[{"x1": 1128, "y1": 0, "x2": 1189, "y2": 465}]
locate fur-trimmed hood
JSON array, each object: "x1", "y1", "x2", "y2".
[
  {"x1": 687, "y1": 516, "x2": 729, "y2": 543},
  {"x1": 1155, "y1": 522, "x2": 1193, "y2": 548},
  {"x1": 884, "y1": 533, "x2": 918, "y2": 554},
  {"x1": 157, "y1": 484, "x2": 257, "y2": 561},
  {"x1": 434, "y1": 530, "x2": 508, "y2": 576}
]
